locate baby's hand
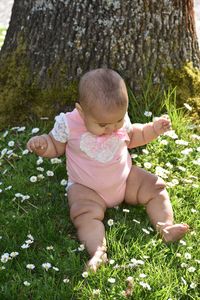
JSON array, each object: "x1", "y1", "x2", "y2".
[
  {"x1": 153, "y1": 115, "x2": 171, "y2": 135},
  {"x1": 27, "y1": 135, "x2": 48, "y2": 155}
]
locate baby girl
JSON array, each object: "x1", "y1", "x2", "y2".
[{"x1": 27, "y1": 68, "x2": 189, "y2": 271}]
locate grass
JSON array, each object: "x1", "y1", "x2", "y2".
[
  {"x1": 0, "y1": 27, "x2": 7, "y2": 50},
  {"x1": 0, "y1": 85, "x2": 200, "y2": 299}
]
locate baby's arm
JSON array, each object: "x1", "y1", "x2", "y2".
[
  {"x1": 128, "y1": 115, "x2": 171, "y2": 149},
  {"x1": 27, "y1": 133, "x2": 66, "y2": 158}
]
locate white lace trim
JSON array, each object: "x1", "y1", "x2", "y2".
[
  {"x1": 51, "y1": 112, "x2": 69, "y2": 143},
  {"x1": 80, "y1": 132, "x2": 123, "y2": 163}
]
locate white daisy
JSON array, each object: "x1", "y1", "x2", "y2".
[
  {"x1": 26, "y1": 264, "x2": 35, "y2": 270},
  {"x1": 144, "y1": 111, "x2": 152, "y2": 117},
  {"x1": 1, "y1": 253, "x2": 10, "y2": 263},
  {"x1": 60, "y1": 179, "x2": 68, "y2": 186},
  {"x1": 183, "y1": 103, "x2": 192, "y2": 111},
  {"x1": 123, "y1": 209, "x2": 130, "y2": 213},
  {"x1": 92, "y1": 289, "x2": 101, "y2": 295},
  {"x1": 190, "y1": 282, "x2": 197, "y2": 289},
  {"x1": 181, "y1": 148, "x2": 193, "y2": 155},
  {"x1": 144, "y1": 162, "x2": 152, "y2": 169},
  {"x1": 10, "y1": 252, "x2": 19, "y2": 258},
  {"x1": 46, "y1": 170, "x2": 54, "y2": 176},
  {"x1": 108, "y1": 277, "x2": 116, "y2": 283},
  {"x1": 187, "y1": 266, "x2": 196, "y2": 273},
  {"x1": 21, "y1": 244, "x2": 30, "y2": 249},
  {"x1": 36, "y1": 157, "x2": 43, "y2": 165},
  {"x1": 30, "y1": 176, "x2": 37, "y2": 183},
  {"x1": 8, "y1": 141, "x2": 15, "y2": 147},
  {"x1": 107, "y1": 219, "x2": 114, "y2": 226},
  {"x1": 139, "y1": 281, "x2": 151, "y2": 290},
  {"x1": 184, "y1": 253, "x2": 192, "y2": 260},
  {"x1": 31, "y1": 128, "x2": 40, "y2": 134},
  {"x1": 22, "y1": 149, "x2": 29, "y2": 155},
  {"x1": 42, "y1": 262, "x2": 52, "y2": 271},
  {"x1": 175, "y1": 140, "x2": 189, "y2": 146},
  {"x1": 82, "y1": 271, "x2": 89, "y2": 278},
  {"x1": 78, "y1": 244, "x2": 85, "y2": 251}
]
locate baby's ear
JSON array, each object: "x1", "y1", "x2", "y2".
[{"x1": 75, "y1": 102, "x2": 84, "y2": 118}]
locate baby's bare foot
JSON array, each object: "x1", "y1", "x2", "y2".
[
  {"x1": 87, "y1": 251, "x2": 108, "y2": 272},
  {"x1": 156, "y1": 222, "x2": 189, "y2": 243}
]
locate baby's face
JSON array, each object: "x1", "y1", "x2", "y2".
[{"x1": 82, "y1": 104, "x2": 127, "y2": 136}]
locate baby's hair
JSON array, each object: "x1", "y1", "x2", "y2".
[{"x1": 78, "y1": 68, "x2": 128, "y2": 112}]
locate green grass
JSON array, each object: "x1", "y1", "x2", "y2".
[
  {"x1": 0, "y1": 90, "x2": 199, "y2": 300},
  {"x1": 0, "y1": 27, "x2": 7, "y2": 49}
]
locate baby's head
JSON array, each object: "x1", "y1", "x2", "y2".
[{"x1": 76, "y1": 68, "x2": 128, "y2": 135}]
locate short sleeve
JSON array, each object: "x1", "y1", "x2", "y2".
[
  {"x1": 123, "y1": 113, "x2": 132, "y2": 133},
  {"x1": 51, "y1": 113, "x2": 69, "y2": 143}
]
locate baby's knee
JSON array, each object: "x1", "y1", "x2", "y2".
[
  {"x1": 142, "y1": 176, "x2": 167, "y2": 204},
  {"x1": 70, "y1": 201, "x2": 105, "y2": 228},
  {"x1": 149, "y1": 176, "x2": 168, "y2": 202},
  {"x1": 155, "y1": 177, "x2": 166, "y2": 191}
]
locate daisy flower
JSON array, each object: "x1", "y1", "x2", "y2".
[
  {"x1": 1, "y1": 253, "x2": 10, "y2": 263},
  {"x1": 107, "y1": 219, "x2": 114, "y2": 226},
  {"x1": 82, "y1": 271, "x2": 89, "y2": 278},
  {"x1": 187, "y1": 266, "x2": 196, "y2": 273},
  {"x1": 10, "y1": 252, "x2": 19, "y2": 258},
  {"x1": 108, "y1": 278, "x2": 116, "y2": 283},
  {"x1": 144, "y1": 111, "x2": 152, "y2": 117},
  {"x1": 139, "y1": 281, "x2": 151, "y2": 290},
  {"x1": 92, "y1": 289, "x2": 101, "y2": 295},
  {"x1": 190, "y1": 282, "x2": 197, "y2": 289},
  {"x1": 144, "y1": 162, "x2": 152, "y2": 169},
  {"x1": 60, "y1": 179, "x2": 68, "y2": 186},
  {"x1": 8, "y1": 141, "x2": 15, "y2": 147},
  {"x1": 26, "y1": 264, "x2": 35, "y2": 270},
  {"x1": 46, "y1": 170, "x2": 54, "y2": 176},
  {"x1": 31, "y1": 128, "x2": 40, "y2": 134},
  {"x1": 184, "y1": 253, "x2": 192, "y2": 260},
  {"x1": 183, "y1": 103, "x2": 192, "y2": 111},
  {"x1": 42, "y1": 262, "x2": 52, "y2": 271},
  {"x1": 30, "y1": 176, "x2": 37, "y2": 183}
]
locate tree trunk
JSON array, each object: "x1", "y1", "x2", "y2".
[{"x1": 0, "y1": 0, "x2": 200, "y2": 126}]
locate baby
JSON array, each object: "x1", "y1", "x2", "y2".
[{"x1": 27, "y1": 68, "x2": 189, "y2": 271}]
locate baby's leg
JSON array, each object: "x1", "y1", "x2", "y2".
[
  {"x1": 67, "y1": 183, "x2": 107, "y2": 271},
  {"x1": 125, "y1": 166, "x2": 189, "y2": 242}
]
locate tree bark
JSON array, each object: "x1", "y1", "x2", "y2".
[
  {"x1": 0, "y1": 0, "x2": 200, "y2": 125},
  {"x1": 2, "y1": 0, "x2": 200, "y2": 86}
]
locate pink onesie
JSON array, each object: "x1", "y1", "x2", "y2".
[{"x1": 52, "y1": 108, "x2": 132, "y2": 207}]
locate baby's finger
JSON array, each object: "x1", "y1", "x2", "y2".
[
  {"x1": 27, "y1": 140, "x2": 37, "y2": 152},
  {"x1": 33, "y1": 138, "x2": 41, "y2": 149},
  {"x1": 31, "y1": 139, "x2": 39, "y2": 151}
]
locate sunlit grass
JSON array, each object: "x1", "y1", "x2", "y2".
[
  {"x1": 0, "y1": 27, "x2": 7, "y2": 49},
  {"x1": 0, "y1": 90, "x2": 199, "y2": 299}
]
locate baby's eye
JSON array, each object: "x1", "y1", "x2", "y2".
[{"x1": 98, "y1": 124, "x2": 107, "y2": 128}]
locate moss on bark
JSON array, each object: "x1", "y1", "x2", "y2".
[
  {"x1": 0, "y1": 41, "x2": 78, "y2": 128},
  {"x1": 166, "y1": 62, "x2": 200, "y2": 124}
]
